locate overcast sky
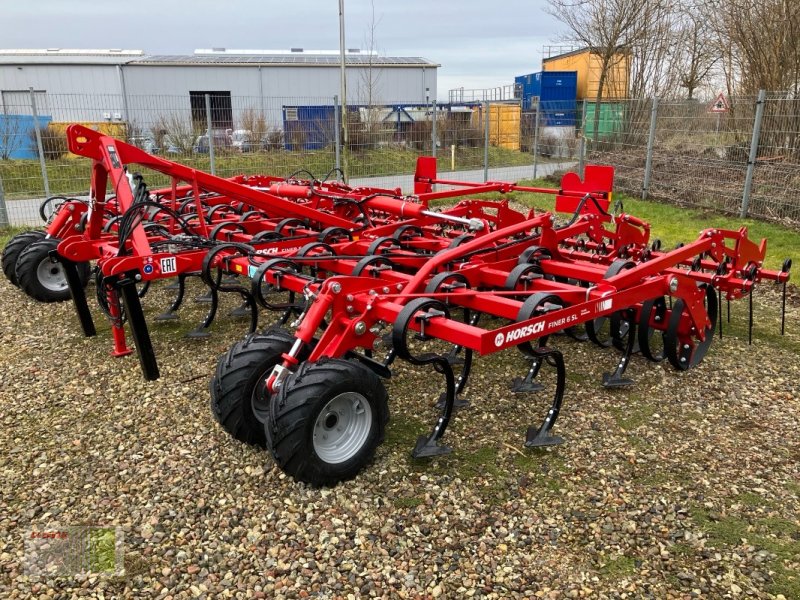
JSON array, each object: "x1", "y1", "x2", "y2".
[{"x1": 0, "y1": 0, "x2": 567, "y2": 98}]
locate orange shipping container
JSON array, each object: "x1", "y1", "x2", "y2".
[
  {"x1": 470, "y1": 103, "x2": 520, "y2": 151},
  {"x1": 543, "y1": 48, "x2": 630, "y2": 101},
  {"x1": 49, "y1": 122, "x2": 128, "y2": 158}
]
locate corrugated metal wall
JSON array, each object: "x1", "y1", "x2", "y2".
[{"x1": 0, "y1": 63, "x2": 437, "y2": 129}]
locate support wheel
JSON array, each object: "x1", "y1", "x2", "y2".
[
  {"x1": 268, "y1": 358, "x2": 389, "y2": 487},
  {"x1": 15, "y1": 238, "x2": 89, "y2": 302},
  {"x1": 3, "y1": 230, "x2": 46, "y2": 286},
  {"x1": 210, "y1": 328, "x2": 300, "y2": 447}
]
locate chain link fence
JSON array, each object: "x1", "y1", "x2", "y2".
[
  {"x1": 3, "y1": 90, "x2": 795, "y2": 228},
  {"x1": 0, "y1": 93, "x2": 574, "y2": 226},
  {"x1": 582, "y1": 91, "x2": 800, "y2": 225}
]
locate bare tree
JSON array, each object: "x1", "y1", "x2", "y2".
[
  {"x1": 705, "y1": 0, "x2": 800, "y2": 96},
  {"x1": 547, "y1": 0, "x2": 650, "y2": 139},
  {"x1": 627, "y1": 0, "x2": 683, "y2": 99},
  {"x1": 358, "y1": 0, "x2": 385, "y2": 150},
  {"x1": 674, "y1": 4, "x2": 717, "y2": 99}
]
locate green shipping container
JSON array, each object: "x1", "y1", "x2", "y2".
[{"x1": 582, "y1": 101, "x2": 626, "y2": 140}]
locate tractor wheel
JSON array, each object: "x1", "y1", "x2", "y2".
[
  {"x1": 2, "y1": 230, "x2": 46, "y2": 286},
  {"x1": 210, "y1": 328, "x2": 300, "y2": 447},
  {"x1": 268, "y1": 358, "x2": 389, "y2": 487},
  {"x1": 15, "y1": 238, "x2": 89, "y2": 302}
]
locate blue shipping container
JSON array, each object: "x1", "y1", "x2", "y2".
[
  {"x1": 514, "y1": 71, "x2": 577, "y2": 126},
  {"x1": 283, "y1": 106, "x2": 337, "y2": 151},
  {"x1": 0, "y1": 114, "x2": 54, "y2": 159}
]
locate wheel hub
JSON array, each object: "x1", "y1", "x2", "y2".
[
  {"x1": 36, "y1": 257, "x2": 67, "y2": 292},
  {"x1": 313, "y1": 392, "x2": 373, "y2": 464}
]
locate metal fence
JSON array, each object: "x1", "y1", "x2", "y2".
[
  {"x1": 0, "y1": 92, "x2": 572, "y2": 226},
  {"x1": 1, "y1": 90, "x2": 797, "y2": 228},
  {"x1": 582, "y1": 91, "x2": 800, "y2": 224}
]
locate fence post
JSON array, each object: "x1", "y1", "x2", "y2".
[
  {"x1": 642, "y1": 97, "x2": 659, "y2": 200},
  {"x1": 431, "y1": 100, "x2": 438, "y2": 158},
  {"x1": 0, "y1": 174, "x2": 9, "y2": 228},
  {"x1": 741, "y1": 89, "x2": 766, "y2": 218},
  {"x1": 334, "y1": 95, "x2": 341, "y2": 174},
  {"x1": 483, "y1": 101, "x2": 490, "y2": 182},
  {"x1": 532, "y1": 105, "x2": 541, "y2": 179},
  {"x1": 29, "y1": 87, "x2": 50, "y2": 199},
  {"x1": 578, "y1": 101, "x2": 588, "y2": 177},
  {"x1": 204, "y1": 93, "x2": 216, "y2": 176}
]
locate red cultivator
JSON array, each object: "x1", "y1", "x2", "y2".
[{"x1": 1, "y1": 125, "x2": 792, "y2": 487}]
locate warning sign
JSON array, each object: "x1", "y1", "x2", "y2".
[{"x1": 709, "y1": 93, "x2": 729, "y2": 113}]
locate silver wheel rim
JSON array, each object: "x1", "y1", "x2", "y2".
[
  {"x1": 36, "y1": 256, "x2": 67, "y2": 292},
  {"x1": 313, "y1": 392, "x2": 373, "y2": 464}
]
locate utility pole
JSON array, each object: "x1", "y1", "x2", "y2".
[{"x1": 338, "y1": 0, "x2": 349, "y2": 182}]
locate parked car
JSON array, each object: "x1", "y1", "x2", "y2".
[
  {"x1": 230, "y1": 129, "x2": 257, "y2": 152},
  {"x1": 129, "y1": 136, "x2": 159, "y2": 154},
  {"x1": 193, "y1": 131, "x2": 233, "y2": 153}
]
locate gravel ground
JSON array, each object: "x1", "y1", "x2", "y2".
[{"x1": 0, "y1": 275, "x2": 798, "y2": 599}]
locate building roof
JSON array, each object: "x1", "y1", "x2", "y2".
[
  {"x1": 134, "y1": 54, "x2": 438, "y2": 67},
  {"x1": 542, "y1": 46, "x2": 631, "y2": 62},
  {"x1": 0, "y1": 49, "x2": 143, "y2": 65},
  {"x1": 0, "y1": 49, "x2": 439, "y2": 68}
]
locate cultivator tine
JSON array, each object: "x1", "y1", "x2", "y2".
[
  {"x1": 194, "y1": 290, "x2": 214, "y2": 303},
  {"x1": 154, "y1": 274, "x2": 187, "y2": 321},
  {"x1": 393, "y1": 299, "x2": 457, "y2": 458},
  {"x1": 781, "y1": 282, "x2": 787, "y2": 336},
  {"x1": 718, "y1": 291, "x2": 723, "y2": 339},
  {"x1": 602, "y1": 309, "x2": 637, "y2": 388},
  {"x1": 229, "y1": 301, "x2": 252, "y2": 318},
  {"x1": 117, "y1": 274, "x2": 159, "y2": 381},
  {"x1": 780, "y1": 258, "x2": 792, "y2": 336},
  {"x1": 524, "y1": 347, "x2": 566, "y2": 448},
  {"x1": 436, "y1": 346, "x2": 471, "y2": 409},
  {"x1": 186, "y1": 287, "x2": 218, "y2": 338},
  {"x1": 748, "y1": 289, "x2": 754, "y2": 345},
  {"x1": 56, "y1": 251, "x2": 97, "y2": 337},
  {"x1": 412, "y1": 355, "x2": 456, "y2": 459},
  {"x1": 510, "y1": 358, "x2": 545, "y2": 393}
]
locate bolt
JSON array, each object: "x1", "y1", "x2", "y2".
[
  {"x1": 669, "y1": 277, "x2": 679, "y2": 293},
  {"x1": 396, "y1": 283, "x2": 403, "y2": 291},
  {"x1": 382, "y1": 287, "x2": 390, "y2": 294},
  {"x1": 330, "y1": 282, "x2": 342, "y2": 294},
  {"x1": 346, "y1": 305, "x2": 354, "y2": 313},
  {"x1": 354, "y1": 321, "x2": 367, "y2": 335},
  {"x1": 346, "y1": 294, "x2": 354, "y2": 302},
  {"x1": 135, "y1": 274, "x2": 142, "y2": 281}
]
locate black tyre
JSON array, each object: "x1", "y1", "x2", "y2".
[
  {"x1": 268, "y1": 358, "x2": 389, "y2": 487},
  {"x1": 2, "y1": 230, "x2": 45, "y2": 286},
  {"x1": 209, "y1": 328, "x2": 300, "y2": 447},
  {"x1": 15, "y1": 238, "x2": 89, "y2": 302}
]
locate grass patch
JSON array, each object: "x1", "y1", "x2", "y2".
[
  {"x1": 0, "y1": 146, "x2": 534, "y2": 200},
  {"x1": 393, "y1": 496, "x2": 424, "y2": 509},
  {"x1": 599, "y1": 555, "x2": 637, "y2": 577},
  {"x1": 0, "y1": 225, "x2": 29, "y2": 249},
  {"x1": 691, "y1": 506, "x2": 800, "y2": 596},
  {"x1": 609, "y1": 399, "x2": 657, "y2": 432},
  {"x1": 504, "y1": 179, "x2": 799, "y2": 271}
]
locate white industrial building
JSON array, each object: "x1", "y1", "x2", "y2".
[{"x1": 0, "y1": 48, "x2": 439, "y2": 130}]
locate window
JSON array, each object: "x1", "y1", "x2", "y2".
[{"x1": 189, "y1": 91, "x2": 232, "y2": 130}]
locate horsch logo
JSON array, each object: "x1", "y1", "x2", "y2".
[{"x1": 494, "y1": 321, "x2": 546, "y2": 347}]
